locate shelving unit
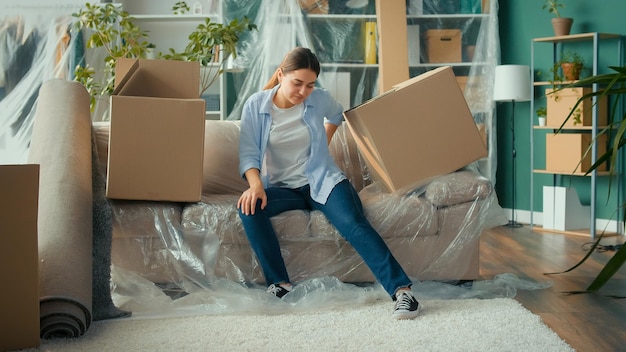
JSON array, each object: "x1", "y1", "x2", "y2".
[
  {"x1": 529, "y1": 32, "x2": 624, "y2": 238},
  {"x1": 406, "y1": 13, "x2": 489, "y2": 76},
  {"x1": 402, "y1": 1, "x2": 498, "y2": 180},
  {"x1": 303, "y1": 10, "x2": 379, "y2": 108}
]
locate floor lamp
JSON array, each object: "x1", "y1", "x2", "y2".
[{"x1": 494, "y1": 65, "x2": 531, "y2": 228}]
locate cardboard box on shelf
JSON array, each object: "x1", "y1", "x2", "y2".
[
  {"x1": 343, "y1": 66, "x2": 487, "y2": 193},
  {"x1": 545, "y1": 133, "x2": 607, "y2": 173},
  {"x1": 545, "y1": 87, "x2": 607, "y2": 128},
  {"x1": 0, "y1": 164, "x2": 40, "y2": 351},
  {"x1": 426, "y1": 29, "x2": 462, "y2": 63},
  {"x1": 107, "y1": 58, "x2": 206, "y2": 202}
]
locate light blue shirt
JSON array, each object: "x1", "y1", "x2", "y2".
[{"x1": 239, "y1": 85, "x2": 346, "y2": 204}]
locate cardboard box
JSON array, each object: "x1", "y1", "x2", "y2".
[
  {"x1": 546, "y1": 133, "x2": 607, "y2": 173},
  {"x1": 546, "y1": 87, "x2": 607, "y2": 128},
  {"x1": 107, "y1": 58, "x2": 206, "y2": 202},
  {"x1": 0, "y1": 164, "x2": 40, "y2": 351},
  {"x1": 343, "y1": 66, "x2": 487, "y2": 193},
  {"x1": 426, "y1": 29, "x2": 462, "y2": 63}
]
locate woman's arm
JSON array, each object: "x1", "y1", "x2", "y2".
[{"x1": 324, "y1": 123, "x2": 338, "y2": 145}]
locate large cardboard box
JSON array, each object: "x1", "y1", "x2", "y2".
[
  {"x1": 546, "y1": 133, "x2": 607, "y2": 173},
  {"x1": 107, "y1": 58, "x2": 206, "y2": 202},
  {"x1": 546, "y1": 87, "x2": 607, "y2": 128},
  {"x1": 426, "y1": 29, "x2": 462, "y2": 63},
  {"x1": 0, "y1": 164, "x2": 40, "y2": 351},
  {"x1": 343, "y1": 66, "x2": 487, "y2": 193}
]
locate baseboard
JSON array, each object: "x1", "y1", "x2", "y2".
[{"x1": 503, "y1": 208, "x2": 625, "y2": 236}]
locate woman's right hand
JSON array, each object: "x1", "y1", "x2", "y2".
[
  {"x1": 237, "y1": 168, "x2": 266, "y2": 215},
  {"x1": 237, "y1": 185, "x2": 267, "y2": 215}
]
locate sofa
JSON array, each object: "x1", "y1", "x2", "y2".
[{"x1": 92, "y1": 117, "x2": 495, "y2": 289}]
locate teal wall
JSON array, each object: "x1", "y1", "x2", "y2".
[{"x1": 497, "y1": 0, "x2": 625, "y2": 220}]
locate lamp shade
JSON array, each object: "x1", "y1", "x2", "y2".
[{"x1": 493, "y1": 65, "x2": 531, "y2": 102}]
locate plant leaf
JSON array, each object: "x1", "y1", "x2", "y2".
[{"x1": 586, "y1": 244, "x2": 626, "y2": 292}]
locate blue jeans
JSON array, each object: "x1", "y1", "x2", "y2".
[{"x1": 238, "y1": 179, "x2": 412, "y2": 298}]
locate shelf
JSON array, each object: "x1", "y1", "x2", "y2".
[
  {"x1": 306, "y1": 14, "x2": 376, "y2": 20},
  {"x1": 533, "y1": 169, "x2": 613, "y2": 176},
  {"x1": 411, "y1": 62, "x2": 477, "y2": 68},
  {"x1": 533, "y1": 80, "x2": 580, "y2": 86},
  {"x1": 533, "y1": 126, "x2": 609, "y2": 130},
  {"x1": 132, "y1": 14, "x2": 219, "y2": 22},
  {"x1": 320, "y1": 63, "x2": 378, "y2": 69},
  {"x1": 406, "y1": 14, "x2": 489, "y2": 20},
  {"x1": 533, "y1": 32, "x2": 621, "y2": 43}
]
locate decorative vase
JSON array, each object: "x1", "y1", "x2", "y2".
[{"x1": 551, "y1": 18, "x2": 573, "y2": 36}]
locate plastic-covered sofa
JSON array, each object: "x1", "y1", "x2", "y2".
[{"x1": 93, "y1": 118, "x2": 494, "y2": 288}]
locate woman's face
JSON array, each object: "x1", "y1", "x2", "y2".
[{"x1": 275, "y1": 68, "x2": 317, "y2": 108}]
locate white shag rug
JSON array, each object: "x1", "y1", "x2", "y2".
[{"x1": 27, "y1": 298, "x2": 573, "y2": 352}]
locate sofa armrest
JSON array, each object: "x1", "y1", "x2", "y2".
[{"x1": 424, "y1": 170, "x2": 491, "y2": 207}]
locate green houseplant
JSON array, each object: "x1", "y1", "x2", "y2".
[
  {"x1": 547, "y1": 65, "x2": 626, "y2": 295},
  {"x1": 72, "y1": 2, "x2": 256, "y2": 111},
  {"x1": 550, "y1": 50, "x2": 584, "y2": 82},
  {"x1": 72, "y1": 2, "x2": 150, "y2": 110},
  {"x1": 542, "y1": 0, "x2": 573, "y2": 36}
]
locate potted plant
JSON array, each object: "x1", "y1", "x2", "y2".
[
  {"x1": 536, "y1": 106, "x2": 547, "y2": 126},
  {"x1": 72, "y1": 2, "x2": 256, "y2": 112},
  {"x1": 542, "y1": 0, "x2": 573, "y2": 36},
  {"x1": 145, "y1": 43, "x2": 157, "y2": 60},
  {"x1": 550, "y1": 50, "x2": 584, "y2": 82}
]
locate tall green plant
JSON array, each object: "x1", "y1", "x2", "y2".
[
  {"x1": 161, "y1": 16, "x2": 256, "y2": 94},
  {"x1": 72, "y1": 2, "x2": 150, "y2": 109},
  {"x1": 546, "y1": 65, "x2": 626, "y2": 295}
]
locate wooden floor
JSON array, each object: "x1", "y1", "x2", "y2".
[{"x1": 480, "y1": 225, "x2": 626, "y2": 352}]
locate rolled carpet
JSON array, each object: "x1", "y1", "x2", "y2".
[{"x1": 28, "y1": 79, "x2": 93, "y2": 338}]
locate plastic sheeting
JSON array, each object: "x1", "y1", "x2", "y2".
[
  {"x1": 225, "y1": 0, "x2": 501, "y2": 182},
  {"x1": 0, "y1": 0, "x2": 553, "y2": 321},
  {"x1": 0, "y1": 3, "x2": 82, "y2": 164}
]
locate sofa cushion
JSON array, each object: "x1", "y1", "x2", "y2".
[
  {"x1": 202, "y1": 120, "x2": 249, "y2": 195},
  {"x1": 423, "y1": 169, "x2": 491, "y2": 207},
  {"x1": 182, "y1": 194, "x2": 313, "y2": 245}
]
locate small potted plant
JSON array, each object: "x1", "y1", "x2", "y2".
[
  {"x1": 536, "y1": 106, "x2": 547, "y2": 126},
  {"x1": 542, "y1": 0, "x2": 573, "y2": 36},
  {"x1": 145, "y1": 43, "x2": 157, "y2": 59}
]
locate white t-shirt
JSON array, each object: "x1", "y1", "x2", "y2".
[{"x1": 266, "y1": 102, "x2": 310, "y2": 188}]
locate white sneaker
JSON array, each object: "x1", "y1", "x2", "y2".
[{"x1": 392, "y1": 290, "x2": 420, "y2": 320}]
